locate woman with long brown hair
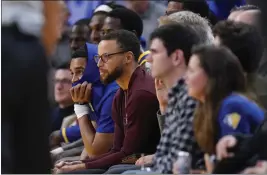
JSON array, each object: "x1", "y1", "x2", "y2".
[{"x1": 185, "y1": 45, "x2": 265, "y2": 154}]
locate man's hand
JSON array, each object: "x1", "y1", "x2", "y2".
[
  {"x1": 50, "y1": 130, "x2": 63, "y2": 149},
  {"x1": 70, "y1": 82, "x2": 92, "y2": 104},
  {"x1": 55, "y1": 163, "x2": 85, "y2": 174},
  {"x1": 216, "y1": 135, "x2": 237, "y2": 160},
  {"x1": 54, "y1": 160, "x2": 82, "y2": 169},
  {"x1": 135, "y1": 154, "x2": 154, "y2": 166},
  {"x1": 155, "y1": 79, "x2": 168, "y2": 114},
  {"x1": 241, "y1": 161, "x2": 267, "y2": 174},
  {"x1": 80, "y1": 148, "x2": 88, "y2": 160}
]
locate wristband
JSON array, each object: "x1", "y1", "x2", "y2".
[
  {"x1": 74, "y1": 104, "x2": 89, "y2": 119},
  {"x1": 50, "y1": 147, "x2": 64, "y2": 155}
]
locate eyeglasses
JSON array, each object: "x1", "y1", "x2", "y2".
[{"x1": 94, "y1": 51, "x2": 127, "y2": 64}]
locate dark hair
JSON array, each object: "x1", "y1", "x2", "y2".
[
  {"x1": 73, "y1": 18, "x2": 91, "y2": 26},
  {"x1": 71, "y1": 47, "x2": 88, "y2": 60},
  {"x1": 56, "y1": 62, "x2": 70, "y2": 70},
  {"x1": 105, "y1": 1, "x2": 125, "y2": 9},
  {"x1": 150, "y1": 23, "x2": 200, "y2": 65},
  {"x1": 191, "y1": 45, "x2": 247, "y2": 154},
  {"x1": 230, "y1": 4, "x2": 259, "y2": 13},
  {"x1": 101, "y1": 29, "x2": 141, "y2": 62},
  {"x1": 107, "y1": 8, "x2": 143, "y2": 38},
  {"x1": 168, "y1": 0, "x2": 218, "y2": 25},
  {"x1": 213, "y1": 20, "x2": 263, "y2": 73}
]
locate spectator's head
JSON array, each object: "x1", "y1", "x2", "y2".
[
  {"x1": 234, "y1": 10, "x2": 261, "y2": 30},
  {"x1": 166, "y1": 0, "x2": 209, "y2": 16},
  {"x1": 147, "y1": 23, "x2": 200, "y2": 80},
  {"x1": 96, "y1": 30, "x2": 140, "y2": 84},
  {"x1": 70, "y1": 47, "x2": 88, "y2": 83},
  {"x1": 101, "y1": 8, "x2": 143, "y2": 39},
  {"x1": 159, "y1": 11, "x2": 214, "y2": 45},
  {"x1": 54, "y1": 63, "x2": 73, "y2": 108},
  {"x1": 125, "y1": 0, "x2": 150, "y2": 15},
  {"x1": 228, "y1": 4, "x2": 259, "y2": 20},
  {"x1": 70, "y1": 19, "x2": 90, "y2": 52},
  {"x1": 89, "y1": 4, "x2": 113, "y2": 44},
  {"x1": 166, "y1": 0, "x2": 217, "y2": 25},
  {"x1": 213, "y1": 20, "x2": 263, "y2": 74},
  {"x1": 186, "y1": 45, "x2": 245, "y2": 153}
]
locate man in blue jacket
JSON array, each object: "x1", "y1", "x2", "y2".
[{"x1": 50, "y1": 43, "x2": 118, "y2": 163}]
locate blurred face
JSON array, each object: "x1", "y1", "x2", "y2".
[
  {"x1": 69, "y1": 57, "x2": 87, "y2": 83},
  {"x1": 234, "y1": 10, "x2": 259, "y2": 26},
  {"x1": 89, "y1": 13, "x2": 106, "y2": 44},
  {"x1": 213, "y1": 36, "x2": 221, "y2": 46},
  {"x1": 228, "y1": 11, "x2": 242, "y2": 20},
  {"x1": 101, "y1": 17, "x2": 122, "y2": 37},
  {"x1": 147, "y1": 38, "x2": 175, "y2": 78},
  {"x1": 166, "y1": 1, "x2": 183, "y2": 16},
  {"x1": 97, "y1": 40, "x2": 127, "y2": 84},
  {"x1": 54, "y1": 69, "x2": 72, "y2": 105},
  {"x1": 186, "y1": 54, "x2": 208, "y2": 101},
  {"x1": 69, "y1": 25, "x2": 89, "y2": 52}
]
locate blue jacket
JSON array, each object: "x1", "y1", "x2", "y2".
[
  {"x1": 60, "y1": 43, "x2": 119, "y2": 143},
  {"x1": 217, "y1": 93, "x2": 264, "y2": 140}
]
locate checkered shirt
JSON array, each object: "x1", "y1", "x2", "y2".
[{"x1": 152, "y1": 79, "x2": 204, "y2": 174}]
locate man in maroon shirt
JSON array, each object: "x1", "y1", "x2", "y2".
[{"x1": 54, "y1": 29, "x2": 160, "y2": 174}]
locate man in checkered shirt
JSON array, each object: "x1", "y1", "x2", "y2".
[{"x1": 147, "y1": 24, "x2": 204, "y2": 174}]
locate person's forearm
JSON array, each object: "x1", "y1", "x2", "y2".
[
  {"x1": 84, "y1": 151, "x2": 125, "y2": 169},
  {"x1": 62, "y1": 139, "x2": 84, "y2": 151},
  {"x1": 42, "y1": 1, "x2": 62, "y2": 56},
  {"x1": 78, "y1": 115, "x2": 97, "y2": 156}
]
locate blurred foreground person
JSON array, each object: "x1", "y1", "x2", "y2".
[{"x1": 2, "y1": 1, "x2": 62, "y2": 173}]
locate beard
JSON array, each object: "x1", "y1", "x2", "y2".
[{"x1": 100, "y1": 65, "x2": 123, "y2": 85}]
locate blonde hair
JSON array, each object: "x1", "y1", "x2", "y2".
[{"x1": 159, "y1": 11, "x2": 214, "y2": 45}]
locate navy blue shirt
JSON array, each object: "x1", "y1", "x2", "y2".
[{"x1": 218, "y1": 93, "x2": 264, "y2": 140}]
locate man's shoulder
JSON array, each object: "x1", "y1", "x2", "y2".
[{"x1": 130, "y1": 68, "x2": 156, "y2": 94}]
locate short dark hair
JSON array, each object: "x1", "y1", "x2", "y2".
[
  {"x1": 150, "y1": 23, "x2": 200, "y2": 65},
  {"x1": 71, "y1": 47, "x2": 88, "y2": 60},
  {"x1": 213, "y1": 20, "x2": 263, "y2": 73},
  {"x1": 56, "y1": 62, "x2": 70, "y2": 70},
  {"x1": 101, "y1": 29, "x2": 141, "y2": 62},
  {"x1": 74, "y1": 18, "x2": 91, "y2": 26},
  {"x1": 107, "y1": 8, "x2": 143, "y2": 38},
  {"x1": 230, "y1": 4, "x2": 259, "y2": 13},
  {"x1": 105, "y1": 1, "x2": 125, "y2": 10}
]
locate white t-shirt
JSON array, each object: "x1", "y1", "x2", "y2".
[{"x1": 2, "y1": 1, "x2": 44, "y2": 38}]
